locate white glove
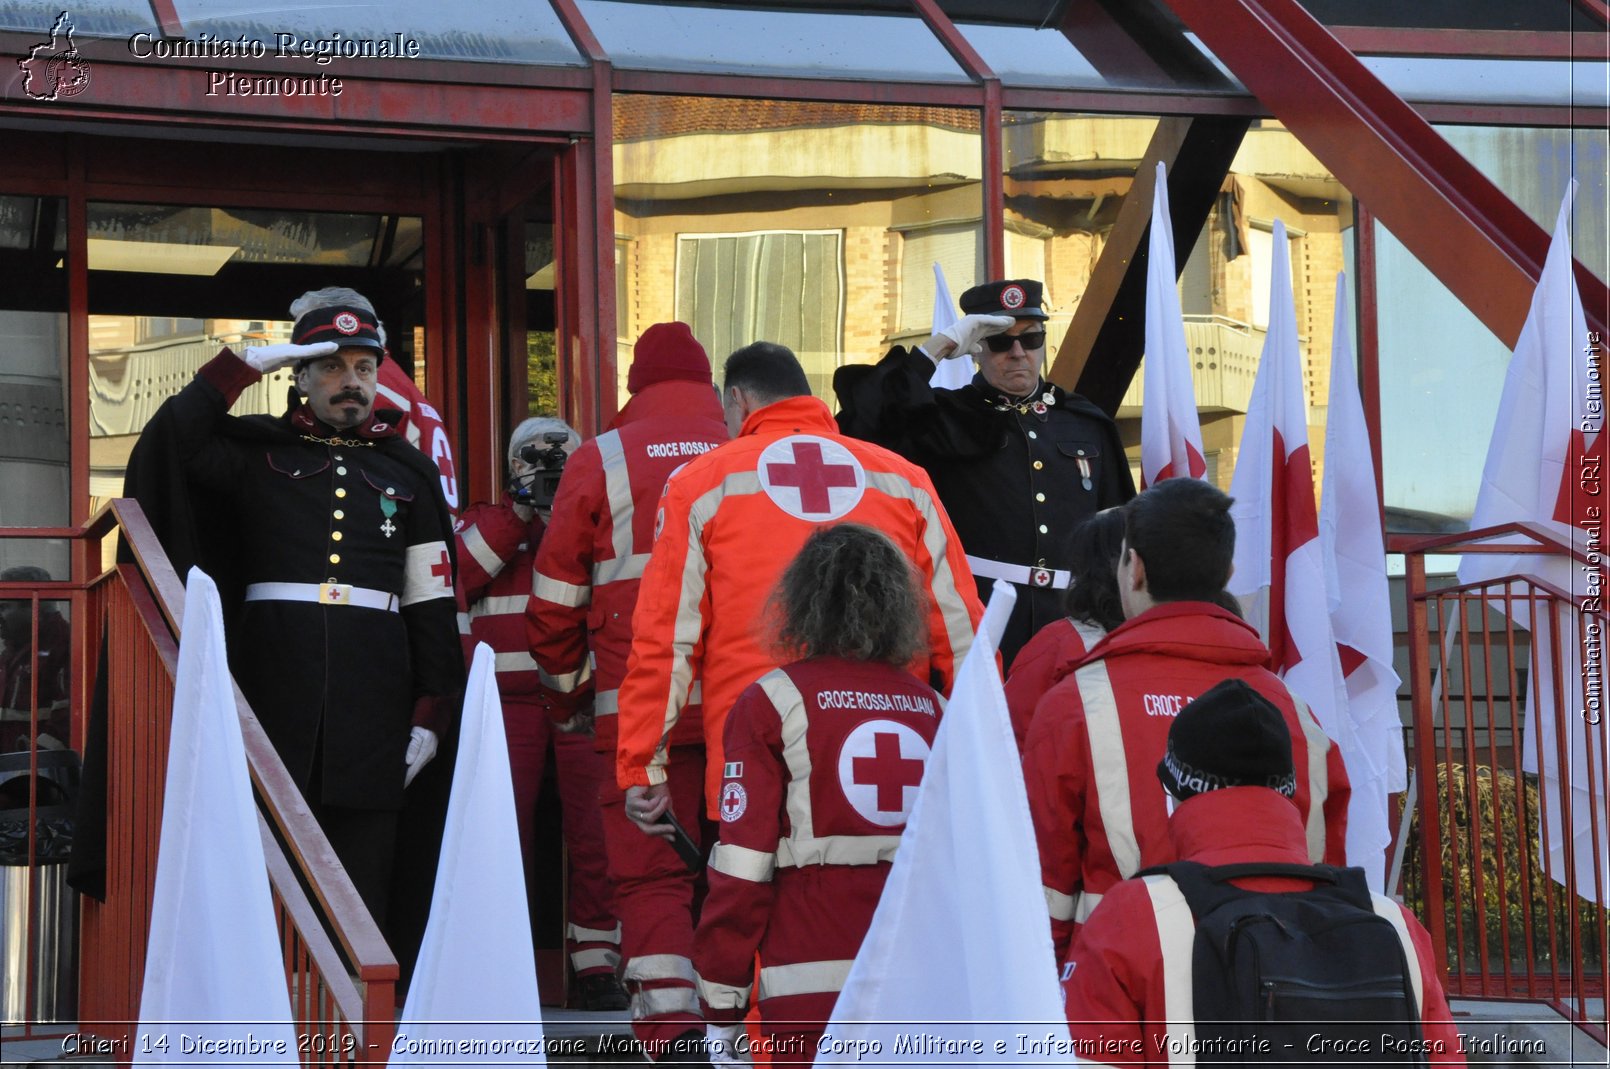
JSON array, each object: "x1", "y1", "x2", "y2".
[
  {"x1": 924, "y1": 313, "x2": 1014, "y2": 361},
  {"x1": 705, "y1": 1024, "x2": 749, "y2": 1068},
  {"x1": 237, "y1": 341, "x2": 338, "y2": 374},
  {"x1": 404, "y1": 726, "x2": 438, "y2": 787}
]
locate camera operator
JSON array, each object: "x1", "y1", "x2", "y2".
[{"x1": 454, "y1": 417, "x2": 628, "y2": 1010}]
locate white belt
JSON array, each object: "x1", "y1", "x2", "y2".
[
  {"x1": 245, "y1": 582, "x2": 400, "y2": 612},
  {"x1": 965, "y1": 555, "x2": 1072, "y2": 590}
]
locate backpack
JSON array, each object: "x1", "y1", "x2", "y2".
[{"x1": 1140, "y1": 860, "x2": 1426, "y2": 1066}]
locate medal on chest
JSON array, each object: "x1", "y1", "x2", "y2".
[{"x1": 379, "y1": 494, "x2": 398, "y2": 537}]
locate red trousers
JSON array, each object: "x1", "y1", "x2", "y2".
[
  {"x1": 504, "y1": 696, "x2": 620, "y2": 977},
  {"x1": 602, "y1": 745, "x2": 707, "y2": 1053}
]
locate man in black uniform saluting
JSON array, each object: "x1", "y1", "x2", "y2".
[
  {"x1": 133, "y1": 292, "x2": 462, "y2": 922},
  {"x1": 835, "y1": 279, "x2": 1133, "y2": 664}
]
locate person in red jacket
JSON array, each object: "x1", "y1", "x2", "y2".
[
  {"x1": 456, "y1": 416, "x2": 627, "y2": 1011},
  {"x1": 695, "y1": 523, "x2": 944, "y2": 1063},
  {"x1": 1024, "y1": 476, "x2": 1350, "y2": 964},
  {"x1": 1062, "y1": 678, "x2": 1462, "y2": 1064},
  {"x1": 616, "y1": 341, "x2": 983, "y2": 1058},
  {"x1": 1003, "y1": 508, "x2": 1125, "y2": 752},
  {"x1": 526, "y1": 323, "x2": 728, "y2": 1050}
]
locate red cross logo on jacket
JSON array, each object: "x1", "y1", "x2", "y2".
[{"x1": 758, "y1": 435, "x2": 866, "y2": 521}]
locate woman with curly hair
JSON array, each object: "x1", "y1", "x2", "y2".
[
  {"x1": 1002, "y1": 507, "x2": 1126, "y2": 751},
  {"x1": 692, "y1": 523, "x2": 942, "y2": 1064}
]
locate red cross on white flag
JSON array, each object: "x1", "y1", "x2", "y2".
[
  {"x1": 1228, "y1": 220, "x2": 1355, "y2": 812},
  {"x1": 1457, "y1": 182, "x2": 1607, "y2": 905}
]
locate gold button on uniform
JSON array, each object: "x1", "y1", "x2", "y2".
[
  {"x1": 1033, "y1": 460, "x2": 1043, "y2": 470},
  {"x1": 1036, "y1": 493, "x2": 1045, "y2": 502},
  {"x1": 336, "y1": 488, "x2": 347, "y2": 498},
  {"x1": 336, "y1": 466, "x2": 347, "y2": 476},
  {"x1": 334, "y1": 510, "x2": 344, "y2": 520},
  {"x1": 329, "y1": 553, "x2": 341, "y2": 564},
  {"x1": 332, "y1": 531, "x2": 343, "y2": 542}
]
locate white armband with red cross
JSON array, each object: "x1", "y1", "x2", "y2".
[{"x1": 403, "y1": 540, "x2": 456, "y2": 607}]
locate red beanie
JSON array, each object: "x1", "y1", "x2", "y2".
[{"x1": 627, "y1": 322, "x2": 712, "y2": 394}]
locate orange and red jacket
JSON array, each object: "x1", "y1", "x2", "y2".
[
  {"x1": 526, "y1": 379, "x2": 729, "y2": 749},
  {"x1": 615, "y1": 394, "x2": 985, "y2": 815},
  {"x1": 1062, "y1": 787, "x2": 1462, "y2": 1065},
  {"x1": 1023, "y1": 601, "x2": 1351, "y2": 963}
]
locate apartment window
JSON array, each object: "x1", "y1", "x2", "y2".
[
  {"x1": 898, "y1": 223, "x2": 981, "y2": 334},
  {"x1": 675, "y1": 230, "x2": 843, "y2": 398}
]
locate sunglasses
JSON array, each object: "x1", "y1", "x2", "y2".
[{"x1": 984, "y1": 330, "x2": 1047, "y2": 353}]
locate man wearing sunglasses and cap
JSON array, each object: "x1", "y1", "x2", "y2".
[
  {"x1": 126, "y1": 287, "x2": 463, "y2": 926},
  {"x1": 835, "y1": 278, "x2": 1132, "y2": 664}
]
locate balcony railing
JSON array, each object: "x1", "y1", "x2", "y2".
[{"x1": 1116, "y1": 314, "x2": 1267, "y2": 417}]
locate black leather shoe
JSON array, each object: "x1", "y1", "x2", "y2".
[{"x1": 575, "y1": 972, "x2": 629, "y2": 1011}]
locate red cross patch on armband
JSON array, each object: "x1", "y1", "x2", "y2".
[{"x1": 402, "y1": 540, "x2": 456, "y2": 607}]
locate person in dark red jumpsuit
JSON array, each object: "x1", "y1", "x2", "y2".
[{"x1": 694, "y1": 523, "x2": 945, "y2": 1065}]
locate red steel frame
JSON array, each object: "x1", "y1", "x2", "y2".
[
  {"x1": 2, "y1": 0, "x2": 1608, "y2": 1043},
  {"x1": 1402, "y1": 523, "x2": 1608, "y2": 1041},
  {"x1": 1160, "y1": 0, "x2": 1610, "y2": 347}
]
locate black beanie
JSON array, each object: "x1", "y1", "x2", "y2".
[{"x1": 1156, "y1": 677, "x2": 1296, "y2": 802}]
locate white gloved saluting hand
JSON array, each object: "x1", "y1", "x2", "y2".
[
  {"x1": 920, "y1": 313, "x2": 1015, "y2": 362},
  {"x1": 237, "y1": 340, "x2": 339, "y2": 375},
  {"x1": 404, "y1": 726, "x2": 438, "y2": 787}
]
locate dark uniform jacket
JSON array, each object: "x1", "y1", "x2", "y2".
[
  {"x1": 835, "y1": 346, "x2": 1133, "y2": 664},
  {"x1": 145, "y1": 350, "x2": 462, "y2": 811}
]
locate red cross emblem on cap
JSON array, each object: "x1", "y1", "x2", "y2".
[
  {"x1": 333, "y1": 311, "x2": 361, "y2": 335},
  {"x1": 1000, "y1": 284, "x2": 1026, "y2": 309}
]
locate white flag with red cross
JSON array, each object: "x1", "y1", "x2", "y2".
[
  {"x1": 1319, "y1": 272, "x2": 1406, "y2": 893},
  {"x1": 1141, "y1": 160, "x2": 1207, "y2": 487},
  {"x1": 1457, "y1": 182, "x2": 1608, "y2": 904},
  {"x1": 1227, "y1": 220, "x2": 1356, "y2": 794}
]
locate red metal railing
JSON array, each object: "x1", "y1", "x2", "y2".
[
  {"x1": 68, "y1": 500, "x2": 398, "y2": 1063},
  {"x1": 1401, "y1": 521, "x2": 1608, "y2": 1042}
]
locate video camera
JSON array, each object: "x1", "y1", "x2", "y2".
[{"x1": 511, "y1": 430, "x2": 571, "y2": 511}]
